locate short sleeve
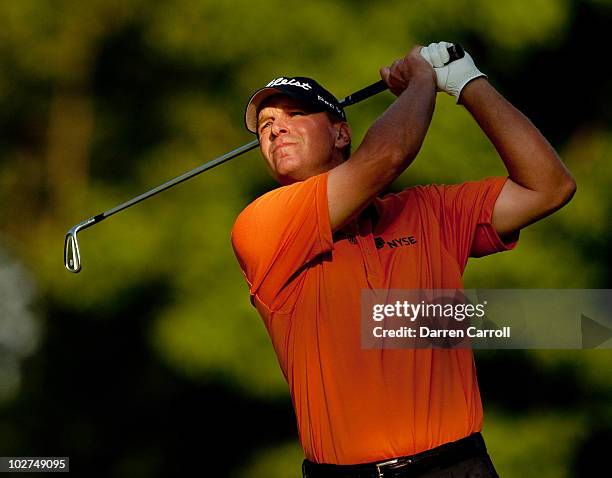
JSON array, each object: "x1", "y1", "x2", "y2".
[
  {"x1": 231, "y1": 172, "x2": 334, "y2": 308},
  {"x1": 469, "y1": 178, "x2": 519, "y2": 258},
  {"x1": 423, "y1": 177, "x2": 519, "y2": 272}
]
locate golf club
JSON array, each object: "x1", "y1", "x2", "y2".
[{"x1": 64, "y1": 44, "x2": 465, "y2": 273}]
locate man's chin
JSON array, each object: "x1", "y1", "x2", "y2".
[{"x1": 274, "y1": 163, "x2": 306, "y2": 185}]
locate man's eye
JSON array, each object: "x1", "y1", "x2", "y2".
[
  {"x1": 290, "y1": 111, "x2": 305, "y2": 116},
  {"x1": 259, "y1": 122, "x2": 271, "y2": 133}
]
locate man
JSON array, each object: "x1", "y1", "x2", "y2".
[{"x1": 231, "y1": 42, "x2": 575, "y2": 477}]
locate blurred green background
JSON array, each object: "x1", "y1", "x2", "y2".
[{"x1": 1, "y1": 0, "x2": 611, "y2": 476}]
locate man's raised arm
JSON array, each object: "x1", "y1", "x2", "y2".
[
  {"x1": 420, "y1": 41, "x2": 576, "y2": 239},
  {"x1": 460, "y1": 78, "x2": 576, "y2": 238},
  {"x1": 327, "y1": 46, "x2": 437, "y2": 231}
]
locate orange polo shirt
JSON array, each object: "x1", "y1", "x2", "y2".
[{"x1": 231, "y1": 172, "x2": 517, "y2": 465}]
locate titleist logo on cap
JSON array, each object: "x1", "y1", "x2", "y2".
[{"x1": 266, "y1": 77, "x2": 312, "y2": 91}]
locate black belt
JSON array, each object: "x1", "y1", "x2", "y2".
[{"x1": 302, "y1": 432, "x2": 489, "y2": 478}]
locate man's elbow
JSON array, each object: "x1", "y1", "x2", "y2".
[
  {"x1": 358, "y1": 128, "x2": 421, "y2": 176},
  {"x1": 351, "y1": 142, "x2": 410, "y2": 184},
  {"x1": 558, "y1": 175, "x2": 577, "y2": 206},
  {"x1": 548, "y1": 175, "x2": 577, "y2": 210}
]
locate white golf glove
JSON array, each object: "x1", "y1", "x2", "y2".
[{"x1": 420, "y1": 41, "x2": 486, "y2": 102}]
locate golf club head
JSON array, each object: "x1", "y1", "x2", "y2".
[
  {"x1": 64, "y1": 217, "x2": 97, "y2": 273},
  {"x1": 64, "y1": 229, "x2": 81, "y2": 273}
]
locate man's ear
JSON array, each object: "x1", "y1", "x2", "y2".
[{"x1": 335, "y1": 122, "x2": 351, "y2": 148}]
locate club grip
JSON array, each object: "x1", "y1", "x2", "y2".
[{"x1": 340, "y1": 43, "x2": 465, "y2": 107}]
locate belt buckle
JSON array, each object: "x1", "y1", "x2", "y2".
[{"x1": 375, "y1": 458, "x2": 406, "y2": 478}]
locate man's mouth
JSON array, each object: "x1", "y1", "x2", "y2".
[{"x1": 272, "y1": 142, "x2": 296, "y2": 155}]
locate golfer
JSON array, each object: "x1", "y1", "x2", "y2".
[{"x1": 231, "y1": 42, "x2": 575, "y2": 477}]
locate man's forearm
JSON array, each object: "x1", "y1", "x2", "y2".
[
  {"x1": 460, "y1": 78, "x2": 575, "y2": 196},
  {"x1": 359, "y1": 72, "x2": 436, "y2": 174}
]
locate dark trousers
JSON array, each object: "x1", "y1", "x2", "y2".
[
  {"x1": 302, "y1": 433, "x2": 499, "y2": 478},
  {"x1": 407, "y1": 454, "x2": 499, "y2": 477}
]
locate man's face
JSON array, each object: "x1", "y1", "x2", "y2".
[{"x1": 257, "y1": 95, "x2": 348, "y2": 185}]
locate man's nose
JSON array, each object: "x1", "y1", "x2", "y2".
[{"x1": 271, "y1": 118, "x2": 289, "y2": 136}]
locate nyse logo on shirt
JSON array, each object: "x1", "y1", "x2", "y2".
[{"x1": 375, "y1": 235, "x2": 418, "y2": 250}]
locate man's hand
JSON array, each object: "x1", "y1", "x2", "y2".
[
  {"x1": 379, "y1": 46, "x2": 437, "y2": 97},
  {"x1": 420, "y1": 41, "x2": 486, "y2": 102}
]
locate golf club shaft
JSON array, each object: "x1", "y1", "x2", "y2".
[
  {"x1": 97, "y1": 139, "x2": 260, "y2": 224},
  {"x1": 62, "y1": 79, "x2": 388, "y2": 270}
]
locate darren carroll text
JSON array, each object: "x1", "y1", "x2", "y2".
[{"x1": 372, "y1": 326, "x2": 512, "y2": 338}]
